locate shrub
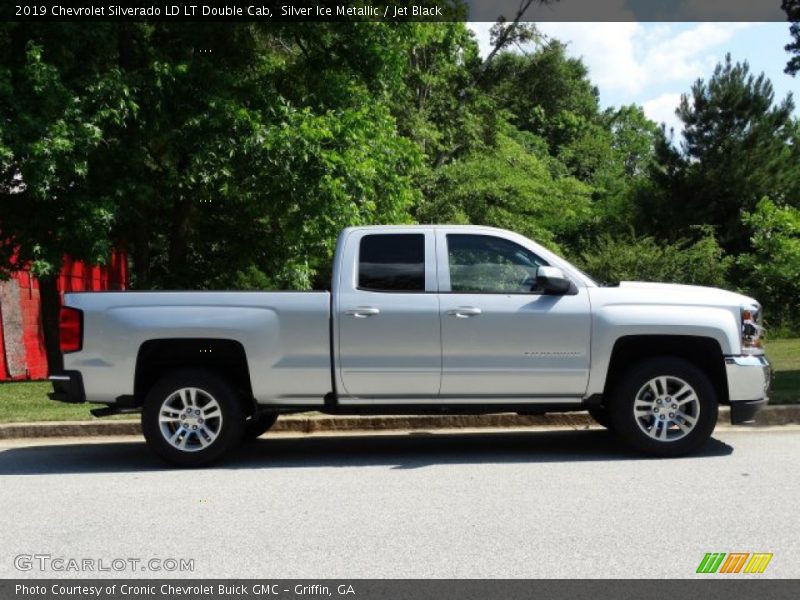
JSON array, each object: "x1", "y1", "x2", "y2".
[
  {"x1": 738, "y1": 198, "x2": 800, "y2": 332},
  {"x1": 576, "y1": 228, "x2": 731, "y2": 288}
]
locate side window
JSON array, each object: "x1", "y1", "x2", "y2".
[
  {"x1": 359, "y1": 234, "x2": 426, "y2": 292},
  {"x1": 447, "y1": 234, "x2": 547, "y2": 293}
]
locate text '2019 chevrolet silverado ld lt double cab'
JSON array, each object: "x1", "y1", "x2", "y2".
[{"x1": 49, "y1": 226, "x2": 771, "y2": 466}]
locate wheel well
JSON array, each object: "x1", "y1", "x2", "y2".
[
  {"x1": 604, "y1": 335, "x2": 729, "y2": 405},
  {"x1": 134, "y1": 339, "x2": 253, "y2": 409}
]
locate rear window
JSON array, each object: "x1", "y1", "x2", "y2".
[{"x1": 358, "y1": 234, "x2": 425, "y2": 292}]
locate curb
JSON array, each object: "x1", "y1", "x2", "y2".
[{"x1": 1, "y1": 405, "x2": 799, "y2": 440}]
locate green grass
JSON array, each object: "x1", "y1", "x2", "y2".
[
  {"x1": 0, "y1": 339, "x2": 798, "y2": 423},
  {"x1": 766, "y1": 338, "x2": 800, "y2": 405},
  {"x1": 0, "y1": 381, "x2": 132, "y2": 424}
]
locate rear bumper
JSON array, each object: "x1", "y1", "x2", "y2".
[
  {"x1": 48, "y1": 371, "x2": 86, "y2": 404},
  {"x1": 725, "y1": 355, "x2": 771, "y2": 425}
]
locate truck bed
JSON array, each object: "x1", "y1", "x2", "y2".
[{"x1": 63, "y1": 291, "x2": 332, "y2": 405}]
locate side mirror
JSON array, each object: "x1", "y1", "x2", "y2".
[{"x1": 536, "y1": 266, "x2": 573, "y2": 295}]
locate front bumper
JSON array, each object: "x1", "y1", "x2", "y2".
[
  {"x1": 725, "y1": 355, "x2": 771, "y2": 425},
  {"x1": 48, "y1": 371, "x2": 86, "y2": 404}
]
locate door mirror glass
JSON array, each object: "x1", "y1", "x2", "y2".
[{"x1": 536, "y1": 266, "x2": 572, "y2": 295}]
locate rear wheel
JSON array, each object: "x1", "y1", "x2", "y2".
[
  {"x1": 141, "y1": 369, "x2": 246, "y2": 467},
  {"x1": 610, "y1": 357, "x2": 718, "y2": 457}
]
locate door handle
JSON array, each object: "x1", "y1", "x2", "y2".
[
  {"x1": 345, "y1": 307, "x2": 381, "y2": 318},
  {"x1": 447, "y1": 306, "x2": 482, "y2": 318}
]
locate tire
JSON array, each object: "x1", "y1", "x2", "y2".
[
  {"x1": 243, "y1": 412, "x2": 279, "y2": 441},
  {"x1": 587, "y1": 405, "x2": 614, "y2": 430},
  {"x1": 141, "y1": 369, "x2": 246, "y2": 467},
  {"x1": 609, "y1": 356, "x2": 718, "y2": 457}
]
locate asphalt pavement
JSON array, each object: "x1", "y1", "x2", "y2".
[{"x1": 0, "y1": 427, "x2": 798, "y2": 579}]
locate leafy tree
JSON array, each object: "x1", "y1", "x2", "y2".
[
  {"x1": 417, "y1": 127, "x2": 591, "y2": 251},
  {"x1": 0, "y1": 23, "x2": 425, "y2": 365},
  {"x1": 738, "y1": 198, "x2": 800, "y2": 329},
  {"x1": 484, "y1": 41, "x2": 599, "y2": 130},
  {"x1": 391, "y1": 22, "x2": 491, "y2": 165},
  {"x1": 600, "y1": 105, "x2": 660, "y2": 179},
  {"x1": 577, "y1": 228, "x2": 731, "y2": 288},
  {"x1": 0, "y1": 25, "x2": 131, "y2": 369}
]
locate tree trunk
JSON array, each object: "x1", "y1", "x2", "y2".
[
  {"x1": 168, "y1": 195, "x2": 192, "y2": 283},
  {"x1": 39, "y1": 275, "x2": 63, "y2": 374},
  {"x1": 132, "y1": 213, "x2": 151, "y2": 288}
]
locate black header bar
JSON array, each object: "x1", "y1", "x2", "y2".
[{"x1": 1, "y1": 0, "x2": 791, "y2": 22}]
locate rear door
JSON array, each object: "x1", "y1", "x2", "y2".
[
  {"x1": 436, "y1": 230, "x2": 591, "y2": 399},
  {"x1": 336, "y1": 229, "x2": 441, "y2": 400}
]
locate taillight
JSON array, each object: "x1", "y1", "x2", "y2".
[{"x1": 59, "y1": 307, "x2": 83, "y2": 353}]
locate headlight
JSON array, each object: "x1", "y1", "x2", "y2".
[{"x1": 741, "y1": 304, "x2": 764, "y2": 354}]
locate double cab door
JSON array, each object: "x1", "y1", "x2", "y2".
[{"x1": 337, "y1": 228, "x2": 591, "y2": 401}]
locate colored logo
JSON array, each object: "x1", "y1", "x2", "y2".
[{"x1": 696, "y1": 552, "x2": 773, "y2": 574}]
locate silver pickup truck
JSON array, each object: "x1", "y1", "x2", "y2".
[{"x1": 49, "y1": 225, "x2": 770, "y2": 466}]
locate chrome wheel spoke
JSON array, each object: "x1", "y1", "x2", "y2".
[
  {"x1": 203, "y1": 406, "x2": 221, "y2": 419},
  {"x1": 159, "y1": 387, "x2": 223, "y2": 453},
  {"x1": 196, "y1": 430, "x2": 210, "y2": 448},
  {"x1": 634, "y1": 375, "x2": 700, "y2": 443}
]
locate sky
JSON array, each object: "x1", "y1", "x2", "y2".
[{"x1": 469, "y1": 22, "x2": 798, "y2": 135}]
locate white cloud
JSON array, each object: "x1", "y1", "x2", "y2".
[
  {"x1": 536, "y1": 22, "x2": 751, "y2": 96},
  {"x1": 538, "y1": 22, "x2": 645, "y2": 94},
  {"x1": 642, "y1": 92, "x2": 684, "y2": 134},
  {"x1": 469, "y1": 22, "x2": 753, "y2": 96}
]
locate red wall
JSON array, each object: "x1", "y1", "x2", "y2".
[{"x1": 0, "y1": 251, "x2": 127, "y2": 381}]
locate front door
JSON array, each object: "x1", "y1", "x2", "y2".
[{"x1": 437, "y1": 231, "x2": 591, "y2": 398}]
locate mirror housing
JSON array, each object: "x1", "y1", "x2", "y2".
[{"x1": 535, "y1": 266, "x2": 573, "y2": 295}]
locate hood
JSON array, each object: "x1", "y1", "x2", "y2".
[{"x1": 614, "y1": 281, "x2": 759, "y2": 308}]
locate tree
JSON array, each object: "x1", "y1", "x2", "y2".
[
  {"x1": 600, "y1": 105, "x2": 660, "y2": 179},
  {"x1": 738, "y1": 198, "x2": 800, "y2": 329},
  {"x1": 482, "y1": 41, "x2": 600, "y2": 140},
  {"x1": 417, "y1": 126, "x2": 592, "y2": 251},
  {"x1": 0, "y1": 25, "x2": 130, "y2": 369},
  {"x1": 784, "y1": 0, "x2": 800, "y2": 76},
  {"x1": 642, "y1": 55, "x2": 799, "y2": 254},
  {"x1": 0, "y1": 23, "x2": 425, "y2": 365}
]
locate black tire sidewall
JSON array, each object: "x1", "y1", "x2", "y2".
[
  {"x1": 610, "y1": 357, "x2": 718, "y2": 457},
  {"x1": 141, "y1": 369, "x2": 246, "y2": 467}
]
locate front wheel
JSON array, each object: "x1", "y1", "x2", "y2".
[
  {"x1": 141, "y1": 369, "x2": 246, "y2": 467},
  {"x1": 610, "y1": 357, "x2": 718, "y2": 457}
]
